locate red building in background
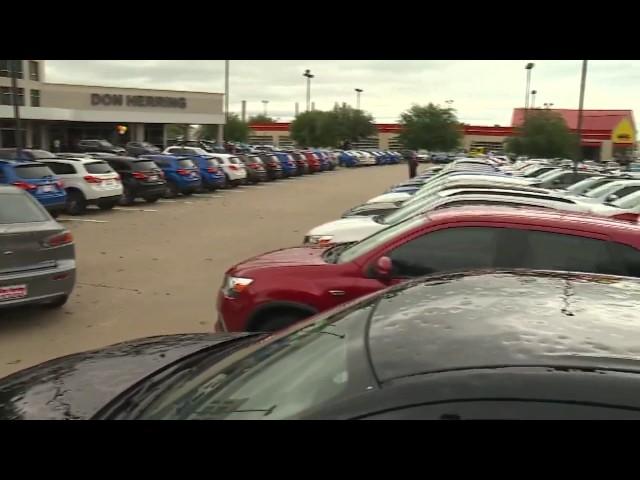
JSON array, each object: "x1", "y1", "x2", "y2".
[{"x1": 249, "y1": 108, "x2": 636, "y2": 161}]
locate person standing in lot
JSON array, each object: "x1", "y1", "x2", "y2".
[{"x1": 408, "y1": 151, "x2": 418, "y2": 178}]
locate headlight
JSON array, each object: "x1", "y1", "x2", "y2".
[
  {"x1": 305, "y1": 235, "x2": 334, "y2": 245},
  {"x1": 223, "y1": 275, "x2": 254, "y2": 298}
]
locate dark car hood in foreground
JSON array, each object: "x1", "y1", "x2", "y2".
[{"x1": 0, "y1": 333, "x2": 253, "y2": 420}]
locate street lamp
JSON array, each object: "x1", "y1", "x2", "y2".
[
  {"x1": 531, "y1": 90, "x2": 537, "y2": 108},
  {"x1": 543, "y1": 102, "x2": 554, "y2": 109},
  {"x1": 355, "y1": 88, "x2": 363, "y2": 109},
  {"x1": 303, "y1": 69, "x2": 314, "y2": 112},
  {"x1": 445, "y1": 99, "x2": 454, "y2": 109},
  {"x1": 262, "y1": 100, "x2": 269, "y2": 116},
  {"x1": 524, "y1": 62, "x2": 535, "y2": 114},
  {"x1": 575, "y1": 60, "x2": 589, "y2": 170}
]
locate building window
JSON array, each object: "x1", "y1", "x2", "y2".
[
  {"x1": 31, "y1": 89, "x2": 40, "y2": 107},
  {"x1": 0, "y1": 87, "x2": 25, "y2": 106},
  {"x1": 29, "y1": 61, "x2": 39, "y2": 81},
  {"x1": 0, "y1": 60, "x2": 23, "y2": 79}
]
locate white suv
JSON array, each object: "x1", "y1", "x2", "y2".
[
  {"x1": 209, "y1": 154, "x2": 247, "y2": 186},
  {"x1": 40, "y1": 157, "x2": 123, "y2": 215}
]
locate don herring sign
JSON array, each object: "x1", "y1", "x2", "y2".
[{"x1": 91, "y1": 93, "x2": 187, "y2": 109}]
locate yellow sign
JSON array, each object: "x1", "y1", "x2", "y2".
[{"x1": 611, "y1": 118, "x2": 635, "y2": 144}]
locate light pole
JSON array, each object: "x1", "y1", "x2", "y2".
[
  {"x1": 543, "y1": 102, "x2": 554, "y2": 109},
  {"x1": 222, "y1": 60, "x2": 229, "y2": 143},
  {"x1": 355, "y1": 88, "x2": 363, "y2": 109},
  {"x1": 531, "y1": 90, "x2": 537, "y2": 108},
  {"x1": 575, "y1": 60, "x2": 589, "y2": 171},
  {"x1": 524, "y1": 62, "x2": 534, "y2": 115},
  {"x1": 262, "y1": 100, "x2": 269, "y2": 116},
  {"x1": 10, "y1": 60, "x2": 22, "y2": 152},
  {"x1": 303, "y1": 69, "x2": 314, "y2": 112},
  {"x1": 445, "y1": 99, "x2": 454, "y2": 109}
]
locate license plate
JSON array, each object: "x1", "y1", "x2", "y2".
[
  {"x1": 0, "y1": 285, "x2": 27, "y2": 301},
  {"x1": 104, "y1": 180, "x2": 115, "y2": 186},
  {"x1": 149, "y1": 175, "x2": 159, "y2": 181},
  {"x1": 40, "y1": 185, "x2": 54, "y2": 193}
]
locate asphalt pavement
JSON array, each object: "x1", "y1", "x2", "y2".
[{"x1": 0, "y1": 164, "x2": 408, "y2": 378}]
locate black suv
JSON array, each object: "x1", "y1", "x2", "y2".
[
  {"x1": 125, "y1": 142, "x2": 161, "y2": 157},
  {"x1": 77, "y1": 139, "x2": 126, "y2": 155},
  {"x1": 258, "y1": 153, "x2": 283, "y2": 180},
  {"x1": 103, "y1": 156, "x2": 166, "y2": 205}
]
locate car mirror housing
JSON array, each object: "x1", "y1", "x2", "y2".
[{"x1": 375, "y1": 256, "x2": 393, "y2": 279}]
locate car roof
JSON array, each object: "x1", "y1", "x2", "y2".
[
  {"x1": 41, "y1": 157, "x2": 104, "y2": 165},
  {"x1": 368, "y1": 271, "x2": 640, "y2": 383},
  {"x1": 423, "y1": 205, "x2": 640, "y2": 241},
  {"x1": 0, "y1": 159, "x2": 44, "y2": 167}
]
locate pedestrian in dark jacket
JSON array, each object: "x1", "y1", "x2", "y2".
[{"x1": 408, "y1": 151, "x2": 418, "y2": 178}]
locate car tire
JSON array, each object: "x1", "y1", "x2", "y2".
[
  {"x1": 97, "y1": 200, "x2": 118, "y2": 211},
  {"x1": 50, "y1": 210, "x2": 60, "y2": 219},
  {"x1": 144, "y1": 196, "x2": 160, "y2": 203},
  {"x1": 42, "y1": 295, "x2": 69, "y2": 309},
  {"x1": 66, "y1": 190, "x2": 87, "y2": 216},
  {"x1": 164, "y1": 182, "x2": 180, "y2": 198},
  {"x1": 120, "y1": 188, "x2": 136, "y2": 206},
  {"x1": 183, "y1": 190, "x2": 194, "y2": 196},
  {"x1": 255, "y1": 310, "x2": 311, "y2": 332}
]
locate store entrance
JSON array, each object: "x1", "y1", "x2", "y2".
[{"x1": 49, "y1": 123, "x2": 131, "y2": 151}]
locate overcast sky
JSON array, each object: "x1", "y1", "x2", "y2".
[{"x1": 45, "y1": 60, "x2": 638, "y2": 126}]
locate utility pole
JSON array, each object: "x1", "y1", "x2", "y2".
[
  {"x1": 295, "y1": 102, "x2": 299, "y2": 116},
  {"x1": 223, "y1": 60, "x2": 229, "y2": 142},
  {"x1": 262, "y1": 100, "x2": 269, "y2": 116},
  {"x1": 10, "y1": 60, "x2": 22, "y2": 152},
  {"x1": 524, "y1": 62, "x2": 534, "y2": 119},
  {"x1": 241, "y1": 100, "x2": 246, "y2": 122},
  {"x1": 575, "y1": 60, "x2": 588, "y2": 173},
  {"x1": 303, "y1": 69, "x2": 314, "y2": 111},
  {"x1": 355, "y1": 88, "x2": 363, "y2": 109}
]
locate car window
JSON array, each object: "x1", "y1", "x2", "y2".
[
  {"x1": 45, "y1": 162, "x2": 76, "y2": 175},
  {"x1": 389, "y1": 227, "x2": 499, "y2": 277},
  {"x1": 612, "y1": 191, "x2": 640, "y2": 209},
  {"x1": 585, "y1": 182, "x2": 629, "y2": 199},
  {"x1": 135, "y1": 301, "x2": 375, "y2": 420},
  {"x1": 611, "y1": 185, "x2": 640, "y2": 199},
  {"x1": 133, "y1": 161, "x2": 158, "y2": 171},
  {"x1": 111, "y1": 161, "x2": 130, "y2": 171},
  {"x1": 177, "y1": 158, "x2": 195, "y2": 168},
  {"x1": 13, "y1": 165, "x2": 55, "y2": 179},
  {"x1": 85, "y1": 162, "x2": 114, "y2": 174},
  {"x1": 206, "y1": 158, "x2": 219, "y2": 167},
  {"x1": 501, "y1": 229, "x2": 623, "y2": 275},
  {"x1": 0, "y1": 192, "x2": 49, "y2": 223},
  {"x1": 229, "y1": 157, "x2": 241, "y2": 164},
  {"x1": 566, "y1": 177, "x2": 611, "y2": 194}
]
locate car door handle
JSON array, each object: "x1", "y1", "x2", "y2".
[{"x1": 329, "y1": 290, "x2": 346, "y2": 296}]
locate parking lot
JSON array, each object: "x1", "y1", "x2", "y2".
[{"x1": 0, "y1": 164, "x2": 407, "y2": 378}]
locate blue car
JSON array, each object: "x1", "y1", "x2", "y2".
[
  {"x1": 188, "y1": 155, "x2": 226, "y2": 191},
  {"x1": 140, "y1": 155, "x2": 201, "y2": 197},
  {"x1": 338, "y1": 151, "x2": 358, "y2": 167},
  {"x1": 272, "y1": 152, "x2": 298, "y2": 177},
  {"x1": 312, "y1": 149, "x2": 331, "y2": 171},
  {"x1": 0, "y1": 160, "x2": 66, "y2": 216}
]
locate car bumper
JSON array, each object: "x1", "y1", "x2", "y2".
[
  {"x1": 133, "y1": 183, "x2": 166, "y2": 197},
  {"x1": 0, "y1": 260, "x2": 76, "y2": 309}
]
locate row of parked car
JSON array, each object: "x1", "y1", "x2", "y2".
[
  {"x1": 0, "y1": 144, "x2": 401, "y2": 216},
  {"x1": 215, "y1": 155, "x2": 640, "y2": 334},
  {"x1": 6, "y1": 155, "x2": 640, "y2": 419}
]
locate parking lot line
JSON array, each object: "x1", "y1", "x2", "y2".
[
  {"x1": 226, "y1": 190, "x2": 246, "y2": 193},
  {"x1": 192, "y1": 193, "x2": 224, "y2": 198},
  {"x1": 158, "y1": 199, "x2": 178, "y2": 203},
  {"x1": 57, "y1": 217, "x2": 109, "y2": 223},
  {"x1": 112, "y1": 207, "x2": 158, "y2": 212}
]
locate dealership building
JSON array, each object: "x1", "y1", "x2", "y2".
[
  {"x1": 0, "y1": 60, "x2": 225, "y2": 151},
  {"x1": 250, "y1": 108, "x2": 637, "y2": 161}
]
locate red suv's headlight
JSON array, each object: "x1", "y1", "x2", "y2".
[{"x1": 222, "y1": 275, "x2": 254, "y2": 298}]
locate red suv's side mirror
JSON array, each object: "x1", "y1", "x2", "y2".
[{"x1": 375, "y1": 256, "x2": 393, "y2": 279}]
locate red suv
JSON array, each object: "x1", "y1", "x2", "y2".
[
  {"x1": 301, "y1": 151, "x2": 321, "y2": 173},
  {"x1": 216, "y1": 206, "x2": 640, "y2": 332}
]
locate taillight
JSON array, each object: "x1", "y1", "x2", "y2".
[
  {"x1": 83, "y1": 175, "x2": 102, "y2": 184},
  {"x1": 55, "y1": 180, "x2": 64, "y2": 189},
  {"x1": 42, "y1": 231, "x2": 73, "y2": 248},
  {"x1": 12, "y1": 181, "x2": 37, "y2": 191},
  {"x1": 207, "y1": 167, "x2": 218, "y2": 173},
  {"x1": 176, "y1": 169, "x2": 190, "y2": 176},
  {"x1": 229, "y1": 165, "x2": 238, "y2": 171},
  {"x1": 132, "y1": 171, "x2": 147, "y2": 180}
]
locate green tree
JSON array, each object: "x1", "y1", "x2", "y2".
[
  {"x1": 289, "y1": 111, "x2": 340, "y2": 147},
  {"x1": 505, "y1": 110, "x2": 578, "y2": 158},
  {"x1": 397, "y1": 103, "x2": 462, "y2": 151},
  {"x1": 331, "y1": 104, "x2": 376, "y2": 144},
  {"x1": 224, "y1": 113, "x2": 250, "y2": 142},
  {"x1": 248, "y1": 114, "x2": 276, "y2": 124}
]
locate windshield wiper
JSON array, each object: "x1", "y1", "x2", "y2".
[{"x1": 323, "y1": 242, "x2": 357, "y2": 264}]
